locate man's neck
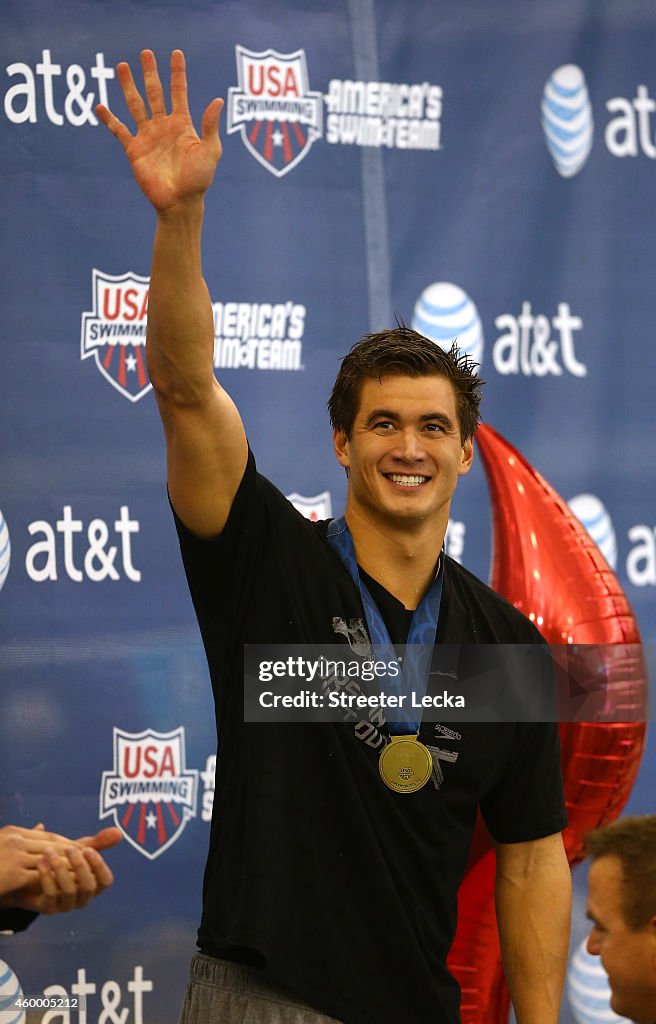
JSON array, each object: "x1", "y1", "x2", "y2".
[{"x1": 345, "y1": 504, "x2": 446, "y2": 610}]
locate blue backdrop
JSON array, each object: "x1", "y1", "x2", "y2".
[{"x1": 1, "y1": 2, "x2": 654, "y2": 1022}]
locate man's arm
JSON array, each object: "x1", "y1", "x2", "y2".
[
  {"x1": 97, "y1": 50, "x2": 247, "y2": 537},
  {"x1": 495, "y1": 832, "x2": 571, "y2": 1024}
]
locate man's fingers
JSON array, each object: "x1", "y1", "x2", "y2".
[
  {"x1": 96, "y1": 104, "x2": 134, "y2": 150},
  {"x1": 24, "y1": 829, "x2": 72, "y2": 852},
  {"x1": 37, "y1": 856, "x2": 58, "y2": 898},
  {"x1": 66, "y1": 847, "x2": 98, "y2": 904},
  {"x1": 170, "y1": 49, "x2": 189, "y2": 114},
  {"x1": 201, "y1": 97, "x2": 224, "y2": 147},
  {"x1": 36, "y1": 851, "x2": 73, "y2": 913},
  {"x1": 116, "y1": 61, "x2": 149, "y2": 125},
  {"x1": 141, "y1": 49, "x2": 167, "y2": 118},
  {"x1": 83, "y1": 848, "x2": 114, "y2": 892},
  {"x1": 46, "y1": 849, "x2": 78, "y2": 896},
  {"x1": 77, "y1": 826, "x2": 123, "y2": 851},
  {"x1": 38, "y1": 849, "x2": 84, "y2": 913}
]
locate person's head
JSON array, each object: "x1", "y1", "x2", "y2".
[
  {"x1": 585, "y1": 815, "x2": 656, "y2": 1024},
  {"x1": 328, "y1": 326, "x2": 483, "y2": 443},
  {"x1": 328, "y1": 327, "x2": 484, "y2": 530}
]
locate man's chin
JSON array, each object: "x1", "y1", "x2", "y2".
[
  {"x1": 608, "y1": 988, "x2": 631, "y2": 1022},
  {"x1": 381, "y1": 500, "x2": 430, "y2": 521}
]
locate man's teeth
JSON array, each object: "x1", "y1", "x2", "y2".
[{"x1": 389, "y1": 475, "x2": 428, "y2": 487}]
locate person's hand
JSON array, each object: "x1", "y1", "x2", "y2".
[
  {"x1": 0, "y1": 823, "x2": 122, "y2": 913},
  {"x1": 75, "y1": 826, "x2": 123, "y2": 852},
  {"x1": 96, "y1": 49, "x2": 223, "y2": 213},
  {"x1": 0, "y1": 823, "x2": 99, "y2": 897},
  {"x1": 8, "y1": 845, "x2": 115, "y2": 915},
  {"x1": 0, "y1": 824, "x2": 51, "y2": 896}
]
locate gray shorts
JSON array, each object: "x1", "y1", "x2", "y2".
[{"x1": 178, "y1": 954, "x2": 345, "y2": 1024}]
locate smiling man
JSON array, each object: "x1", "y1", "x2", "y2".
[
  {"x1": 98, "y1": 49, "x2": 570, "y2": 1024},
  {"x1": 585, "y1": 816, "x2": 656, "y2": 1024},
  {"x1": 329, "y1": 338, "x2": 475, "y2": 612}
]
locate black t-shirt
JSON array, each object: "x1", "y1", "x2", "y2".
[{"x1": 174, "y1": 450, "x2": 566, "y2": 1024}]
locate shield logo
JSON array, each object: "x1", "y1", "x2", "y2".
[
  {"x1": 100, "y1": 727, "x2": 198, "y2": 859},
  {"x1": 81, "y1": 269, "x2": 152, "y2": 402},
  {"x1": 227, "y1": 46, "x2": 323, "y2": 177},
  {"x1": 287, "y1": 491, "x2": 332, "y2": 522}
]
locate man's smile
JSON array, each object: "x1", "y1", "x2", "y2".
[{"x1": 384, "y1": 473, "x2": 431, "y2": 488}]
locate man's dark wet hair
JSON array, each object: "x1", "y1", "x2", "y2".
[
  {"x1": 327, "y1": 325, "x2": 484, "y2": 441},
  {"x1": 585, "y1": 815, "x2": 656, "y2": 930}
]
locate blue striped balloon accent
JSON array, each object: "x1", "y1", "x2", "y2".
[{"x1": 542, "y1": 64, "x2": 594, "y2": 177}]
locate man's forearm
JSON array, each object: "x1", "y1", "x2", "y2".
[
  {"x1": 146, "y1": 198, "x2": 217, "y2": 404},
  {"x1": 495, "y1": 838, "x2": 571, "y2": 1023}
]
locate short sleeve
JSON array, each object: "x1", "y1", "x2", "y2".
[
  {"x1": 171, "y1": 448, "x2": 264, "y2": 637},
  {"x1": 479, "y1": 721, "x2": 567, "y2": 843}
]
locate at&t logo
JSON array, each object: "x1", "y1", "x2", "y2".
[
  {"x1": 412, "y1": 282, "x2": 586, "y2": 377},
  {"x1": 0, "y1": 505, "x2": 141, "y2": 587},
  {"x1": 568, "y1": 494, "x2": 617, "y2": 569},
  {"x1": 0, "y1": 960, "x2": 26, "y2": 1024},
  {"x1": 543, "y1": 63, "x2": 656, "y2": 176},
  {"x1": 567, "y1": 939, "x2": 628, "y2": 1023},
  {"x1": 412, "y1": 282, "x2": 484, "y2": 366},
  {"x1": 0, "y1": 511, "x2": 10, "y2": 594},
  {"x1": 569, "y1": 492, "x2": 656, "y2": 588},
  {"x1": 3, "y1": 50, "x2": 114, "y2": 127},
  {"x1": 542, "y1": 65, "x2": 594, "y2": 178}
]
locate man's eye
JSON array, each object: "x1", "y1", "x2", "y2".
[
  {"x1": 424, "y1": 423, "x2": 444, "y2": 433},
  {"x1": 373, "y1": 421, "x2": 394, "y2": 430}
]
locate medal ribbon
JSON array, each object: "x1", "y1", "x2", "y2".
[{"x1": 326, "y1": 516, "x2": 443, "y2": 735}]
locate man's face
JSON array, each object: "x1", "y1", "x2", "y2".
[
  {"x1": 333, "y1": 374, "x2": 473, "y2": 530},
  {"x1": 586, "y1": 855, "x2": 656, "y2": 1023}
]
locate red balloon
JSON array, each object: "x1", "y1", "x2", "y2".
[{"x1": 447, "y1": 424, "x2": 647, "y2": 1024}]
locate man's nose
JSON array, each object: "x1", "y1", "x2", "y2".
[
  {"x1": 393, "y1": 430, "x2": 425, "y2": 461},
  {"x1": 586, "y1": 929, "x2": 601, "y2": 956}
]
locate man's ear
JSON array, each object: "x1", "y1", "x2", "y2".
[
  {"x1": 458, "y1": 436, "x2": 474, "y2": 477},
  {"x1": 333, "y1": 429, "x2": 350, "y2": 470}
]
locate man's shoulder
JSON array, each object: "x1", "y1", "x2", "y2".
[{"x1": 443, "y1": 556, "x2": 543, "y2": 643}]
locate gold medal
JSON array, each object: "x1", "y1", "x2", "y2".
[{"x1": 378, "y1": 735, "x2": 433, "y2": 794}]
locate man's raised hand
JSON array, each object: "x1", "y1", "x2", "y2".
[{"x1": 96, "y1": 49, "x2": 223, "y2": 213}]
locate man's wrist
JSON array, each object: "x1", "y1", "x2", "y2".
[{"x1": 156, "y1": 195, "x2": 205, "y2": 226}]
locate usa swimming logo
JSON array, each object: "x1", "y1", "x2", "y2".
[
  {"x1": 542, "y1": 65, "x2": 594, "y2": 177},
  {"x1": 227, "y1": 46, "x2": 323, "y2": 177},
  {"x1": 81, "y1": 270, "x2": 152, "y2": 402},
  {"x1": 287, "y1": 491, "x2": 332, "y2": 522},
  {"x1": 100, "y1": 728, "x2": 198, "y2": 860},
  {"x1": 412, "y1": 282, "x2": 484, "y2": 366}
]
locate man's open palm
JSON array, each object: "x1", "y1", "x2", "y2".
[{"x1": 96, "y1": 49, "x2": 223, "y2": 212}]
